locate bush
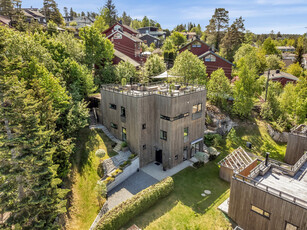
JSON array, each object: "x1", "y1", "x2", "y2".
[
  {"x1": 105, "y1": 176, "x2": 115, "y2": 184},
  {"x1": 128, "y1": 153, "x2": 137, "y2": 160},
  {"x1": 95, "y1": 181, "x2": 107, "y2": 206},
  {"x1": 121, "y1": 142, "x2": 127, "y2": 148},
  {"x1": 95, "y1": 177, "x2": 174, "y2": 230},
  {"x1": 209, "y1": 154, "x2": 217, "y2": 161},
  {"x1": 97, "y1": 162, "x2": 104, "y2": 178},
  {"x1": 119, "y1": 160, "x2": 131, "y2": 169},
  {"x1": 95, "y1": 149, "x2": 106, "y2": 158},
  {"x1": 193, "y1": 161, "x2": 204, "y2": 168},
  {"x1": 111, "y1": 169, "x2": 122, "y2": 177},
  {"x1": 204, "y1": 134, "x2": 223, "y2": 147}
]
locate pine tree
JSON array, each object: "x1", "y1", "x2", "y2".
[
  {"x1": 43, "y1": 0, "x2": 64, "y2": 25},
  {"x1": 0, "y1": 0, "x2": 14, "y2": 16},
  {"x1": 0, "y1": 67, "x2": 68, "y2": 229},
  {"x1": 104, "y1": 0, "x2": 117, "y2": 26}
]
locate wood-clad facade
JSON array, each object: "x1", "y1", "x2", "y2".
[
  {"x1": 284, "y1": 125, "x2": 307, "y2": 165},
  {"x1": 229, "y1": 178, "x2": 307, "y2": 230},
  {"x1": 100, "y1": 85, "x2": 206, "y2": 169}
]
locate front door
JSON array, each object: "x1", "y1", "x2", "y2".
[
  {"x1": 155, "y1": 150, "x2": 162, "y2": 163},
  {"x1": 191, "y1": 142, "x2": 200, "y2": 158},
  {"x1": 183, "y1": 147, "x2": 188, "y2": 161}
]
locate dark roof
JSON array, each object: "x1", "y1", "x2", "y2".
[
  {"x1": 263, "y1": 70, "x2": 298, "y2": 81},
  {"x1": 25, "y1": 9, "x2": 45, "y2": 18},
  {"x1": 139, "y1": 33, "x2": 160, "y2": 41},
  {"x1": 179, "y1": 39, "x2": 211, "y2": 51},
  {"x1": 198, "y1": 51, "x2": 234, "y2": 66},
  {"x1": 138, "y1": 26, "x2": 159, "y2": 30}
]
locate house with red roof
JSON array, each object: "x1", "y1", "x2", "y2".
[
  {"x1": 178, "y1": 39, "x2": 234, "y2": 79},
  {"x1": 263, "y1": 70, "x2": 298, "y2": 86},
  {"x1": 102, "y1": 22, "x2": 143, "y2": 66}
]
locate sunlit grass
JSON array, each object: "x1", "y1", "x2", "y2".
[{"x1": 66, "y1": 128, "x2": 117, "y2": 230}]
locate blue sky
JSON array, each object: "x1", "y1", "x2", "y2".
[{"x1": 22, "y1": 0, "x2": 307, "y2": 34}]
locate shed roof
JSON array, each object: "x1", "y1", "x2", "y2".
[{"x1": 218, "y1": 147, "x2": 254, "y2": 172}]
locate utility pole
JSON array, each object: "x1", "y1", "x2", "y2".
[{"x1": 265, "y1": 69, "x2": 270, "y2": 102}]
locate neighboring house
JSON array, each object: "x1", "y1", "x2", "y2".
[
  {"x1": 277, "y1": 46, "x2": 295, "y2": 52},
  {"x1": 64, "y1": 16, "x2": 94, "y2": 29},
  {"x1": 199, "y1": 51, "x2": 234, "y2": 79},
  {"x1": 220, "y1": 127, "x2": 307, "y2": 230},
  {"x1": 22, "y1": 8, "x2": 46, "y2": 24},
  {"x1": 179, "y1": 39, "x2": 234, "y2": 79},
  {"x1": 263, "y1": 70, "x2": 298, "y2": 86},
  {"x1": 103, "y1": 22, "x2": 143, "y2": 64},
  {"x1": 179, "y1": 32, "x2": 197, "y2": 41},
  {"x1": 139, "y1": 33, "x2": 162, "y2": 47},
  {"x1": 137, "y1": 26, "x2": 166, "y2": 39},
  {"x1": 282, "y1": 53, "x2": 296, "y2": 67},
  {"x1": 100, "y1": 83, "x2": 206, "y2": 169}
]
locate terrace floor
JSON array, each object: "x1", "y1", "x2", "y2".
[{"x1": 254, "y1": 161, "x2": 307, "y2": 205}]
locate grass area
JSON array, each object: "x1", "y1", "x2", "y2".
[
  {"x1": 124, "y1": 118, "x2": 287, "y2": 229},
  {"x1": 66, "y1": 128, "x2": 117, "y2": 230},
  {"x1": 226, "y1": 118, "x2": 287, "y2": 161},
  {"x1": 124, "y1": 161, "x2": 232, "y2": 230}
]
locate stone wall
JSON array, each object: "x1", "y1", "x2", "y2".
[
  {"x1": 267, "y1": 124, "x2": 289, "y2": 143},
  {"x1": 107, "y1": 157, "x2": 139, "y2": 192}
]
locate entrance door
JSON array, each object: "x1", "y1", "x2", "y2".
[
  {"x1": 155, "y1": 150, "x2": 162, "y2": 163},
  {"x1": 191, "y1": 142, "x2": 200, "y2": 158},
  {"x1": 183, "y1": 147, "x2": 188, "y2": 161}
]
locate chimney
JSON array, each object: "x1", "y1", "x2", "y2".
[{"x1": 265, "y1": 152, "x2": 270, "y2": 166}]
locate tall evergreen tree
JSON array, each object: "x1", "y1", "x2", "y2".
[
  {"x1": 0, "y1": 0, "x2": 14, "y2": 16},
  {"x1": 121, "y1": 11, "x2": 132, "y2": 26},
  {"x1": 43, "y1": 0, "x2": 64, "y2": 25},
  {"x1": 206, "y1": 8, "x2": 229, "y2": 50},
  {"x1": 104, "y1": 0, "x2": 117, "y2": 26}
]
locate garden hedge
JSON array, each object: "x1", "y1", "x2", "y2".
[{"x1": 95, "y1": 177, "x2": 174, "y2": 230}]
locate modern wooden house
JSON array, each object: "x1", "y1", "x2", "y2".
[
  {"x1": 103, "y1": 22, "x2": 143, "y2": 65},
  {"x1": 284, "y1": 125, "x2": 307, "y2": 165},
  {"x1": 263, "y1": 70, "x2": 298, "y2": 86},
  {"x1": 100, "y1": 83, "x2": 206, "y2": 169},
  {"x1": 179, "y1": 40, "x2": 234, "y2": 79},
  {"x1": 137, "y1": 26, "x2": 166, "y2": 39},
  {"x1": 227, "y1": 149, "x2": 307, "y2": 230},
  {"x1": 139, "y1": 34, "x2": 162, "y2": 48}
]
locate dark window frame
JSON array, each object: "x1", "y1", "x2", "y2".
[
  {"x1": 142, "y1": 123, "x2": 146, "y2": 129},
  {"x1": 121, "y1": 106, "x2": 126, "y2": 117},
  {"x1": 251, "y1": 205, "x2": 270, "y2": 219},
  {"x1": 110, "y1": 122, "x2": 118, "y2": 129},
  {"x1": 160, "y1": 130, "x2": 167, "y2": 141},
  {"x1": 192, "y1": 103, "x2": 202, "y2": 114},
  {"x1": 109, "y1": 103, "x2": 117, "y2": 110},
  {"x1": 143, "y1": 144, "x2": 146, "y2": 150}
]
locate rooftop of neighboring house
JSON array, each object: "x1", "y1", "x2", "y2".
[
  {"x1": 253, "y1": 158, "x2": 307, "y2": 208},
  {"x1": 179, "y1": 31, "x2": 197, "y2": 36},
  {"x1": 23, "y1": 9, "x2": 45, "y2": 18},
  {"x1": 291, "y1": 124, "x2": 307, "y2": 136},
  {"x1": 277, "y1": 46, "x2": 295, "y2": 51},
  {"x1": 101, "y1": 82, "x2": 206, "y2": 98},
  {"x1": 233, "y1": 150, "x2": 307, "y2": 209},
  {"x1": 64, "y1": 16, "x2": 94, "y2": 23},
  {"x1": 282, "y1": 53, "x2": 296, "y2": 60},
  {"x1": 263, "y1": 69, "x2": 298, "y2": 81},
  {"x1": 114, "y1": 49, "x2": 140, "y2": 67},
  {"x1": 0, "y1": 15, "x2": 11, "y2": 25}
]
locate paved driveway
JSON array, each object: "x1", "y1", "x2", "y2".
[{"x1": 107, "y1": 170, "x2": 159, "y2": 210}]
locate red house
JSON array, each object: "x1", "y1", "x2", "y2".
[
  {"x1": 102, "y1": 22, "x2": 143, "y2": 65},
  {"x1": 198, "y1": 51, "x2": 234, "y2": 79},
  {"x1": 264, "y1": 70, "x2": 298, "y2": 86},
  {"x1": 179, "y1": 39, "x2": 234, "y2": 79}
]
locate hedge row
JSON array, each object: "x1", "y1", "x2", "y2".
[{"x1": 95, "y1": 177, "x2": 174, "y2": 230}]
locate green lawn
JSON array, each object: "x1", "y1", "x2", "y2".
[
  {"x1": 124, "y1": 118, "x2": 287, "y2": 229},
  {"x1": 66, "y1": 128, "x2": 117, "y2": 230}
]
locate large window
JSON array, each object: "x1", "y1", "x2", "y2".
[
  {"x1": 285, "y1": 222, "x2": 298, "y2": 230},
  {"x1": 121, "y1": 106, "x2": 126, "y2": 117},
  {"x1": 160, "y1": 130, "x2": 167, "y2": 141},
  {"x1": 251, "y1": 205, "x2": 270, "y2": 219},
  {"x1": 192, "y1": 103, "x2": 202, "y2": 114},
  {"x1": 111, "y1": 122, "x2": 118, "y2": 129},
  {"x1": 122, "y1": 127, "x2": 127, "y2": 141},
  {"x1": 204, "y1": 54, "x2": 216, "y2": 62},
  {"x1": 184, "y1": 127, "x2": 189, "y2": 142},
  {"x1": 109, "y1": 103, "x2": 116, "y2": 110},
  {"x1": 160, "y1": 115, "x2": 171, "y2": 121}
]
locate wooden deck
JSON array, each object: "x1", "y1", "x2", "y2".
[{"x1": 254, "y1": 161, "x2": 307, "y2": 203}]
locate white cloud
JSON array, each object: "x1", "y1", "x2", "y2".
[{"x1": 256, "y1": 0, "x2": 307, "y2": 5}]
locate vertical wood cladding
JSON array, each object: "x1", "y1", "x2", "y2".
[
  {"x1": 284, "y1": 133, "x2": 307, "y2": 165},
  {"x1": 228, "y1": 179, "x2": 307, "y2": 230},
  {"x1": 100, "y1": 88, "x2": 206, "y2": 169}
]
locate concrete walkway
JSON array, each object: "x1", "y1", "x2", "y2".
[
  {"x1": 107, "y1": 170, "x2": 159, "y2": 210},
  {"x1": 141, "y1": 158, "x2": 196, "y2": 181}
]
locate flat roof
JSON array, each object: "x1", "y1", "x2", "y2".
[
  {"x1": 101, "y1": 83, "x2": 206, "y2": 97},
  {"x1": 254, "y1": 161, "x2": 307, "y2": 206}
]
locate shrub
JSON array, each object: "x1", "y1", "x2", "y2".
[
  {"x1": 95, "y1": 181, "x2": 107, "y2": 206},
  {"x1": 119, "y1": 160, "x2": 131, "y2": 169},
  {"x1": 128, "y1": 153, "x2": 137, "y2": 160},
  {"x1": 111, "y1": 169, "x2": 122, "y2": 177},
  {"x1": 209, "y1": 154, "x2": 217, "y2": 161},
  {"x1": 95, "y1": 149, "x2": 106, "y2": 158},
  {"x1": 95, "y1": 177, "x2": 174, "y2": 230},
  {"x1": 204, "y1": 134, "x2": 223, "y2": 147},
  {"x1": 193, "y1": 161, "x2": 204, "y2": 168},
  {"x1": 121, "y1": 142, "x2": 127, "y2": 148},
  {"x1": 105, "y1": 176, "x2": 115, "y2": 184}
]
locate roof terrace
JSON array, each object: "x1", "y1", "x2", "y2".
[
  {"x1": 233, "y1": 152, "x2": 307, "y2": 209},
  {"x1": 101, "y1": 82, "x2": 206, "y2": 97}
]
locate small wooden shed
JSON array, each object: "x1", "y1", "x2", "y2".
[{"x1": 218, "y1": 147, "x2": 257, "y2": 182}]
